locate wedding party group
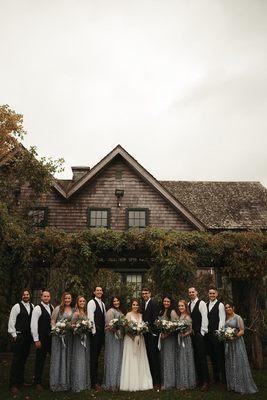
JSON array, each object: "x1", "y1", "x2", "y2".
[{"x1": 8, "y1": 285, "x2": 258, "y2": 396}]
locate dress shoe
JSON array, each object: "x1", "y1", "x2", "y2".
[
  {"x1": 94, "y1": 383, "x2": 102, "y2": 391},
  {"x1": 10, "y1": 386, "x2": 19, "y2": 396},
  {"x1": 201, "y1": 382, "x2": 209, "y2": 391}
]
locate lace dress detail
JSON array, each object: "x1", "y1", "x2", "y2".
[
  {"x1": 50, "y1": 308, "x2": 73, "y2": 392},
  {"x1": 103, "y1": 308, "x2": 123, "y2": 390},
  {"x1": 120, "y1": 313, "x2": 153, "y2": 391},
  {"x1": 225, "y1": 314, "x2": 258, "y2": 394},
  {"x1": 70, "y1": 311, "x2": 90, "y2": 392},
  {"x1": 175, "y1": 315, "x2": 196, "y2": 389}
]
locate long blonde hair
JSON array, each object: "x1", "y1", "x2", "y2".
[
  {"x1": 59, "y1": 292, "x2": 72, "y2": 314},
  {"x1": 75, "y1": 295, "x2": 87, "y2": 314},
  {"x1": 178, "y1": 299, "x2": 190, "y2": 316}
]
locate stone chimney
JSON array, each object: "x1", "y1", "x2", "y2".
[{"x1": 71, "y1": 166, "x2": 90, "y2": 181}]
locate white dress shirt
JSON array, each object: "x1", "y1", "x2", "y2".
[
  {"x1": 189, "y1": 297, "x2": 208, "y2": 336},
  {"x1": 30, "y1": 302, "x2": 52, "y2": 342},
  {"x1": 145, "y1": 298, "x2": 151, "y2": 310},
  {"x1": 87, "y1": 297, "x2": 106, "y2": 335},
  {"x1": 208, "y1": 299, "x2": 226, "y2": 330},
  {"x1": 8, "y1": 301, "x2": 33, "y2": 338}
]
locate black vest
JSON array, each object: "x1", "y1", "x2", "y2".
[
  {"x1": 15, "y1": 302, "x2": 33, "y2": 336},
  {"x1": 38, "y1": 303, "x2": 53, "y2": 341},
  {"x1": 93, "y1": 299, "x2": 105, "y2": 332},
  {"x1": 189, "y1": 299, "x2": 202, "y2": 333},
  {"x1": 207, "y1": 300, "x2": 221, "y2": 332}
]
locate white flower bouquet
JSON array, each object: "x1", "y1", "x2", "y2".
[
  {"x1": 154, "y1": 318, "x2": 178, "y2": 334},
  {"x1": 215, "y1": 326, "x2": 237, "y2": 342},
  {"x1": 51, "y1": 318, "x2": 71, "y2": 337},
  {"x1": 72, "y1": 317, "x2": 93, "y2": 337},
  {"x1": 175, "y1": 318, "x2": 191, "y2": 334},
  {"x1": 124, "y1": 320, "x2": 149, "y2": 336},
  {"x1": 108, "y1": 315, "x2": 127, "y2": 332}
]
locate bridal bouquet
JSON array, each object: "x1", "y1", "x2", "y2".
[
  {"x1": 154, "y1": 318, "x2": 179, "y2": 334},
  {"x1": 72, "y1": 317, "x2": 93, "y2": 337},
  {"x1": 215, "y1": 326, "x2": 237, "y2": 342},
  {"x1": 51, "y1": 318, "x2": 71, "y2": 337},
  {"x1": 124, "y1": 320, "x2": 149, "y2": 336}
]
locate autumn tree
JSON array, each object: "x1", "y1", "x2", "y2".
[{"x1": 0, "y1": 104, "x2": 64, "y2": 210}]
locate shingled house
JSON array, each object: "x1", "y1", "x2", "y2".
[{"x1": 18, "y1": 145, "x2": 267, "y2": 291}]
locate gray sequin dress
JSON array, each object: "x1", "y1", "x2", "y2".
[
  {"x1": 225, "y1": 314, "x2": 258, "y2": 394},
  {"x1": 175, "y1": 315, "x2": 196, "y2": 389},
  {"x1": 70, "y1": 311, "x2": 91, "y2": 392},
  {"x1": 160, "y1": 310, "x2": 178, "y2": 390},
  {"x1": 103, "y1": 308, "x2": 123, "y2": 390},
  {"x1": 50, "y1": 307, "x2": 73, "y2": 392}
]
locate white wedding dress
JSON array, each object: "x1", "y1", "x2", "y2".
[{"x1": 120, "y1": 313, "x2": 153, "y2": 391}]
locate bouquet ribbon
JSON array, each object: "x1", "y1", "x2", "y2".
[
  {"x1": 81, "y1": 334, "x2": 87, "y2": 349},
  {"x1": 177, "y1": 333, "x2": 185, "y2": 348},
  {"x1": 114, "y1": 330, "x2": 121, "y2": 340},
  {"x1": 61, "y1": 335, "x2": 66, "y2": 348},
  {"x1": 158, "y1": 333, "x2": 162, "y2": 350}
]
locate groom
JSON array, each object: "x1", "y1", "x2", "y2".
[
  {"x1": 141, "y1": 287, "x2": 160, "y2": 388},
  {"x1": 87, "y1": 286, "x2": 106, "y2": 391}
]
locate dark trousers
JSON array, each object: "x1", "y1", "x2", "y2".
[
  {"x1": 9, "y1": 334, "x2": 32, "y2": 388},
  {"x1": 191, "y1": 332, "x2": 209, "y2": 384},
  {"x1": 90, "y1": 330, "x2": 105, "y2": 386},
  {"x1": 205, "y1": 332, "x2": 225, "y2": 382},
  {"x1": 144, "y1": 333, "x2": 161, "y2": 385},
  {"x1": 34, "y1": 338, "x2": 51, "y2": 385}
]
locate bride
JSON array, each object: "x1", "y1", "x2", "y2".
[{"x1": 120, "y1": 299, "x2": 153, "y2": 391}]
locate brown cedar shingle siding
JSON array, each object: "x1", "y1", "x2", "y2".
[
  {"x1": 7, "y1": 145, "x2": 267, "y2": 232},
  {"x1": 161, "y1": 181, "x2": 267, "y2": 230},
  {"x1": 22, "y1": 158, "x2": 194, "y2": 232}
]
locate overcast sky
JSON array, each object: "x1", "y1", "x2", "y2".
[{"x1": 1, "y1": 0, "x2": 267, "y2": 186}]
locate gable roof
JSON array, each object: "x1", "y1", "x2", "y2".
[
  {"x1": 53, "y1": 145, "x2": 267, "y2": 231},
  {"x1": 56, "y1": 145, "x2": 205, "y2": 231},
  {"x1": 161, "y1": 181, "x2": 267, "y2": 230},
  {"x1": 4, "y1": 143, "x2": 266, "y2": 230}
]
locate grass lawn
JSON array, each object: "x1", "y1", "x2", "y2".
[{"x1": 0, "y1": 351, "x2": 266, "y2": 400}]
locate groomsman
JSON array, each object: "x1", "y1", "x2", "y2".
[
  {"x1": 31, "y1": 290, "x2": 53, "y2": 390},
  {"x1": 87, "y1": 286, "x2": 106, "y2": 391},
  {"x1": 8, "y1": 289, "x2": 33, "y2": 396},
  {"x1": 206, "y1": 285, "x2": 226, "y2": 383},
  {"x1": 188, "y1": 287, "x2": 209, "y2": 391},
  {"x1": 141, "y1": 287, "x2": 161, "y2": 388}
]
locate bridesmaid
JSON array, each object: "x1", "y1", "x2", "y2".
[
  {"x1": 175, "y1": 299, "x2": 196, "y2": 390},
  {"x1": 103, "y1": 296, "x2": 124, "y2": 391},
  {"x1": 159, "y1": 295, "x2": 178, "y2": 390},
  {"x1": 224, "y1": 302, "x2": 258, "y2": 394},
  {"x1": 50, "y1": 292, "x2": 73, "y2": 392},
  {"x1": 70, "y1": 296, "x2": 90, "y2": 392}
]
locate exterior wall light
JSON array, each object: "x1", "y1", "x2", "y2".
[{"x1": 115, "y1": 189, "x2": 124, "y2": 207}]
